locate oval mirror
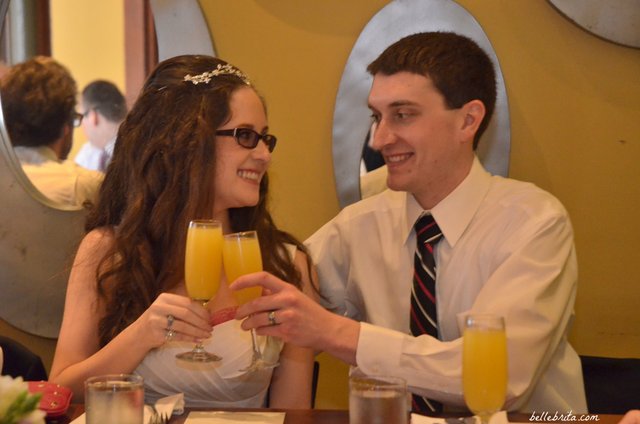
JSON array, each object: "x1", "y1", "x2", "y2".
[
  {"x1": 333, "y1": 0, "x2": 511, "y2": 208},
  {"x1": 548, "y1": 0, "x2": 640, "y2": 49},
  {"x1": 0, "y1": 0, "x2": 214, "y2": 338}
]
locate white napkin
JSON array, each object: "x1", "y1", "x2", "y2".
[
  {"x1": 185, "y1": 411, "x2": 286, "y2": 424},
  {"x1": 70, "y1": 393, "x2": 185, "y2": 424},
  {"x1": 154, "y1": 393, "x2": 185, "y2": 416},
  {"x1": 411, "y1": 410, "x2": 509, "y2": 424}
]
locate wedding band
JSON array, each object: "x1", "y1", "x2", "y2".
[
  {"x1": 268, "y1": 310, "x2": 277, "y2": 326},
  {"x1": 165, "y1": 329, "x2": 175, "y2": 342},
  {"x1": 166, "y1": 314, "x2": 175, "y2": 329}
]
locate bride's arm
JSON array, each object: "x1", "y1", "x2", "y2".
[{"x1": 49, "y1": 229, "x2": 213, "y2": 400}]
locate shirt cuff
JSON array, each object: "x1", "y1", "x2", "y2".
[{"x1": 356, "y1": 321, "x2": 405, "y2": 376}]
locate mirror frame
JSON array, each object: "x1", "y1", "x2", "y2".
[{"x1": 548, "y1": 0, "x2": 640, "y2": 49}]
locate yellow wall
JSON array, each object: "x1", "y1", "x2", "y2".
[
  {"x1": 49, "y1": 0, "x2": 125, "y2": 158},
  {"x1": 3, "y1": 0, "x2": 638, "y2": 411}
]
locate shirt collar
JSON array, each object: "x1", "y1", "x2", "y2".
[
  {"x1": 13, "y1": 145, "x2": 60, "y2": 164},
  {"x1": 403, "y1": 156, "x2": 492, "y2": 247}
]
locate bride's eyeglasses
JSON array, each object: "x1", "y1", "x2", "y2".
[{"x1": 216, "y1": 128, "x2": 277, "y2": 152}]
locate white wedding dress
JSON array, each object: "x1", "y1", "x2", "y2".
[{"x1": 135, "y1": 318, "x2": 283, "y2": 408}]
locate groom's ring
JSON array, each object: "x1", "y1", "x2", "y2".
[
  {"x1": 166, "y1": 314, "x2": 175, "y2": 329},
  {"x1": 268, "y1": 310, "x2": 277, "y2": 326}
]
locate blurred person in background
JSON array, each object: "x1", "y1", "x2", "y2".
[
  {"x1": 0, "y1": 56, "x2": 102, "y2": 207},
  {"x1": 75, "y1": 80, "x2": 127, "y2": 172}
]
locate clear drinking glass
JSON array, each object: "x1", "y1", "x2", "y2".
[
  {"x1": 85, "y1": 374, "x2": 144, "y2": 424},
  {"x1": 176, "y1": 220, "x2": 223, "y2": 362},
  {"x1": 463, "y1": 314, "x2": 508, "y2": 424},
  {"x1": 223, "y1": 230, "x2": 278, "y2": 371},
  {"x1": 349, "y1": 374, "x2": 408, "y2": 424}
]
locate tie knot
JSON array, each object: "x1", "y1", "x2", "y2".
[{"x1": 415, "y1": 214, "x2": 442, "y2": 246}]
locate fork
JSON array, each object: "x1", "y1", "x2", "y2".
[{"x1": 149, "y1": 407, "x2": 170, "y2": 424}]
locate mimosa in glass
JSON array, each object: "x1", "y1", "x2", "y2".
[
  {"x1": 223, "y1": 230, "x2": 278, "y2": 371},
  {"x1": 176, "y1": 220, "x2": 223, "y2": 362},
  {"x1": 463, "y1": 314, "x2": 507, "y2": 424}
]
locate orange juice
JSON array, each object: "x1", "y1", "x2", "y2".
[
  {"x1": 223, "y1": 232, "x2": 263, "y2": 304},
  {"x1": 185, "y1": 222, "x2": 223, "y2": 302},
  {"x1": 463, "y1": 327, "x2": 508, "y2": 417}
]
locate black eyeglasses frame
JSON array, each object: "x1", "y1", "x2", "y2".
[
  {"x1": 71, "y1": 112, "x2": 83, "y2": 128},
  {"x1": 215, "y1": 128, "x2": 277, "y2": 153}
]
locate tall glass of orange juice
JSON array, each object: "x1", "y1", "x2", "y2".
[
  {"x1": 223, "y1": 231, "x2": 263, "y2": 305},
  {"x1": 463, "y1": 314, "x2": 507, "y2": 424},
  {"x1": 176, "y1": 219, "x2": 223, "y2": 362},
  {"x1": 223, "y1": 231, "x2": 278, "y2": 371}
]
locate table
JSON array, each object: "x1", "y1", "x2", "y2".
[
  {"x1": 48, "y1": 405, "x2": 624, "y2": 424},
  {"x1": 49, "y1": 405, "x2": 349, "y2": 423}
]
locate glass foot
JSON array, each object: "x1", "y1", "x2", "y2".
[{"x1": 176, "y1": 349, "x2": 221, "y2": 362}]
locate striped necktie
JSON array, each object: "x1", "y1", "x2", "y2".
[{"x1": 410, "y1": 213, "x2": 443, "y2": 414}]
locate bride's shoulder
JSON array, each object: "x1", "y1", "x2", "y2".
[{"x1": 78, "y1": 227, "x2": 115, "y2": 256}]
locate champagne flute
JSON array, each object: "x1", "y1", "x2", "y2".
[
  {"x1": 176, "y1": 220, "x2": 223, "y2": 362},
  {"x1": 223, "y1": 230, "x2": 279, "y2": 372},
  {"x1": 463, "y1": 314, "x2": 508, "y2": 424}
]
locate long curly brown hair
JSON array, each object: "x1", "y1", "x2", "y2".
[{"x1": 85, "y1": 55, "x2": 310, "y2": 347}]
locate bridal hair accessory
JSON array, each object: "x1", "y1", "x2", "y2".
[{"x1": 183, "y1": 64, "x2": 251, "y2": 85}]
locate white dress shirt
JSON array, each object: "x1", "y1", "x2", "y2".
[
  {"x1": 74, "y1": 138, "x2": 115, "y2": 172},
  {"x1": 306, "y1": 157, "x2": 587, "y2": 413}
]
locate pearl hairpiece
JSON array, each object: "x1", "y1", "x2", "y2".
[{"x1": 183, "y1": 64, "x2": 251, "y2": 85}]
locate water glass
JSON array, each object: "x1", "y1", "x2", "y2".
[
  {"x1": 349, "y1": 374, "x2": 408, "y2": 424},
  {"x1": 85, "y1": 374, "x2": 144, "y2": 424}
]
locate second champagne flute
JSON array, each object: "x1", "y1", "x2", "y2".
[
  {"x1": 176, "y1": 220, "x2": 223, "y2": 362},
  {"x1": 223, "y1": 230, "x2": 279, "y2": 372},
  {"x1": 463, "y1": 314, "x2": 508, "y2": 424}
]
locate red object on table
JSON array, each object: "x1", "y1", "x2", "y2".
[{"x1": 27, "y1": 381, "x2": 73, "y2": 417}]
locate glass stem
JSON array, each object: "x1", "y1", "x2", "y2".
[{"x1": 250, "y1": 328, "x2": 262, "y2": 360}]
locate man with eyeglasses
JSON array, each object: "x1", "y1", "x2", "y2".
[
  {"x1": 0, "y1": 56, "x2": 103, "y2": 207},
  {"x1": 75, "y1": 80, "x2": 127, "y2": 172}
]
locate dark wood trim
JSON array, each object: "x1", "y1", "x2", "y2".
[
  {"x1": 35, "y1": 0, "x2": 50, "y2": 56},
  {"x1": 124, "y1": 0, "x2": 158, "y2": 108}
]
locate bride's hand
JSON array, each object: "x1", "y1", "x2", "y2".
[{"x1": 133, "y1": 292, "x2": 213, "y2": 348}]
